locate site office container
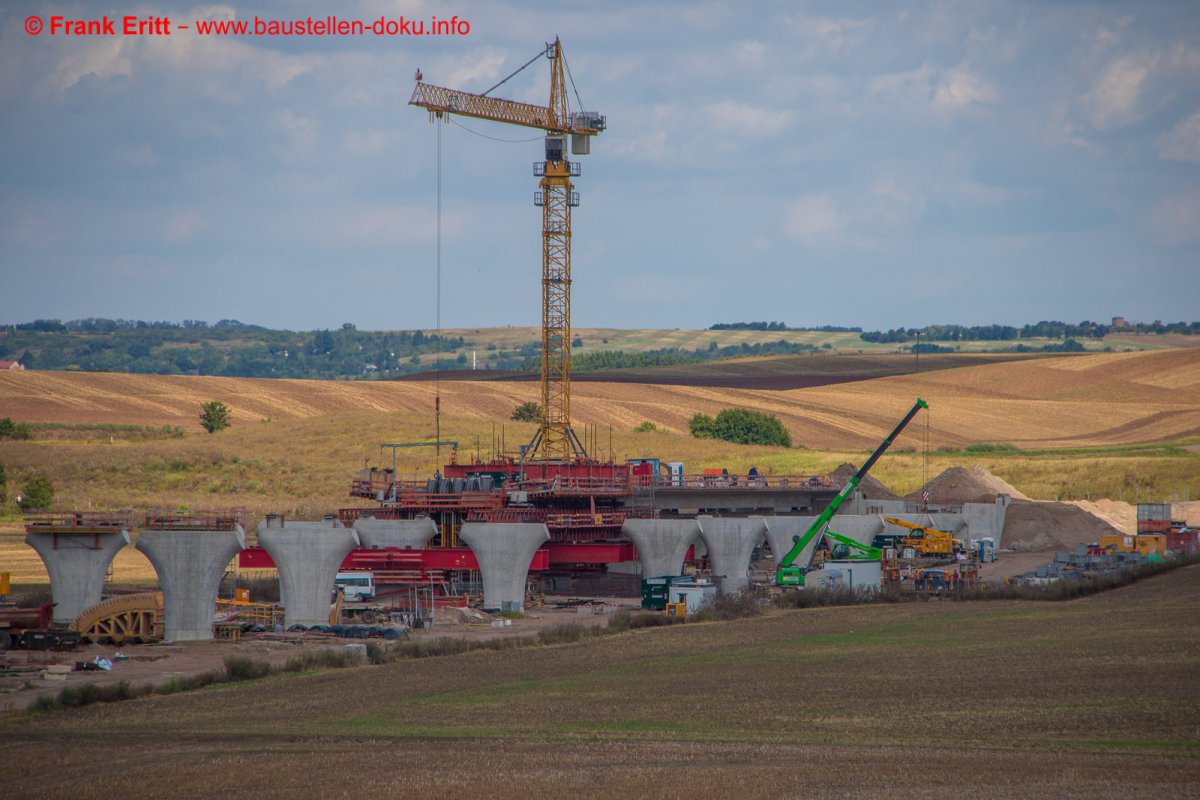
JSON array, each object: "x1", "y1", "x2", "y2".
[
  {"x1": 1165, "y1": 530, "x2": 1198, "y2": 554},
  {"x1": 1137, "y1": 519, "x2": 1174, "y2": 534},
  {"x1": 1133, "y1": 535, "x2": 1166, "y2": 556},
  {"x1": 1099, "y1": 534, "x2": 1136, "y2": 553}
]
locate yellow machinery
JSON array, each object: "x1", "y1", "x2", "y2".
[
  {"x1": 72, "y1": 592, "x2": 164, "y2": 644},
  {"x1": 884, "y1": 517, "x2": 964, "y2": 557},
  {"x1": 410, "y1": 39, "x2": 605, "y2": 462},
  {"x1": 665, "y1": 602, "x2": 687, "y2": 618}
]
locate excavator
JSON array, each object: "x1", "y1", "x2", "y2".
[{"x1": 775, "y1": 398, "x2": 928, "y2": 587}]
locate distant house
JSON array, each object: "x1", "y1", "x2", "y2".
[
  {"x1": 1111, "y1": 316, "x2": 1128, "y2": 328},
  {"x1": 0, "y1": 360, "x2": 24, "y2": 371}
]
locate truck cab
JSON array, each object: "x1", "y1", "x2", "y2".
[{"x1": 334, "y1": 572, "x2": 376, "y2": 602}]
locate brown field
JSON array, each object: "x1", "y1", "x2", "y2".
[
  {"x1": 0, "y1": 349, "x2": 1196, "y2": 530},
  {"x1": 1, "y1": 566, "x2": 1197, "y2": 799},
  {"x1": 2, "y1": 348, "x2": 1198, "y2": 448}
]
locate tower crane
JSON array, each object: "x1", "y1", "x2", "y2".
[{"x1": 410, "y1": 38, "x2": 605, "y2": 463}]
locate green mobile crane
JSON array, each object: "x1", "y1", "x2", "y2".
[{"x1": 775, "y1": 398, "x2": 929, "y2": 587}]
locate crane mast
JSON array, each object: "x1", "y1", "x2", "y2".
[{"x1": 409, "y1": 39, "x2": 604, "y2": 463}]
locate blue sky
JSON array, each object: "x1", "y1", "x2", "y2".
[{"x1": 2, "y1": 0, "x2": 1198, "y2": 332}]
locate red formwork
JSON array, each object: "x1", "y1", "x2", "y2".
[
  {"x1": 143, "y1": 508, "x2": 246, "y2": 530},
  {"x1": 237, "y1": 546, "x2": 553, "y2": 574},
  {"x1": 23, "y1": 511, "x2": 135, "y2": 532}
]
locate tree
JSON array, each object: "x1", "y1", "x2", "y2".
[
  {"x1": 0, "y1": 417, "x2": 31, "y2": 440},
  {"x1": 0, "y1": 461, "x2": 7, "y2": 505},
  {"x1": 511, "y1": 401, "x2": 541, "y2": 422},
  {"x1": 18, "y1": 475, "x2": 54, "y2": 510},
  {"x1": 200, "y1": 400, "x2": 231, "y2": 433},
  {"x1": 690, "y1": 408, "x2": 791, "y2": 447}
]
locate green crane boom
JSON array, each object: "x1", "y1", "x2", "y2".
[{"x1": 775, "y1": 398, "x2": 928, "y2": 586}]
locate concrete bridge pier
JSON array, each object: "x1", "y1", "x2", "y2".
[
  {"x1": 457, "y1": 522, "x2": 549, "y2": 613},
  {"x1": 135, "y1": 527, "x2": 245, "y2": 641},
  {"x1": 621, "y1": 519, "x2": 701, "y2": 578},
  {"x1": 765, "y1": 516, "x2": 885, "y2": 570},
  {"x1": 25, "y1": 529, "x2": 130, "y2": 624},
  {"x1": 353, "y1": 517, "x2": 439, "y2": 550},
  {"x1": 697, "y1": 516, "x2": 768, "y2": 594},
  {"x1": 257, "y1": 518, "x2": 360, "y2": 627}
]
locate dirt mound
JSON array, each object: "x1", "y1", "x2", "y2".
[
  {"x1": 1173, "y1": 501, "x2": 1200, "y2": 526},
  {"x1": 1068, "y1": 499, "x2": 1135, "y2": 534},
  {"x1": 1002, "y1": 499, "x2": 1125, "y2": 552},
  {"x1": 908, "y1": 465, "x2": 1028, "y2": 503},
  {"x1": 832, "y1": 463, "x2": 897, "y2": 500},
  {"x1": 433, "y1": 606, "x2": 493, "y2": 626}
]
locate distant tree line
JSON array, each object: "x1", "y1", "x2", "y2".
[
  {"x1": 862, "y1": 319, "x2": 1199, "y2": 344},
  {"x1": 709, "y1": 321, "x2": 862, "y2": 332},
  {"x1": 0, "y1": 319, "x2": 467, "y2": 379}
]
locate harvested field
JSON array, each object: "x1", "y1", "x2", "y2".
[
  {"x1": 1, "y1": 350, "x2": 1197, "y2": 449},
  {"x1": 1, "y1": 567, "x2": 1197, "y2": 798}
]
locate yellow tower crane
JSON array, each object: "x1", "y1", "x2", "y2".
[{"x1": 409, "y1": 38, "x2": 605, "y2": 463}]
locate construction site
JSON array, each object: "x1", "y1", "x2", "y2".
[{"x1": 2, "y1": 38, "x2": 1197, "y2": 690}]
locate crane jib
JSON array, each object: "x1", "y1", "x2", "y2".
[{"x1": 776, "y1": 398, "x2": 927, "y2": 575}]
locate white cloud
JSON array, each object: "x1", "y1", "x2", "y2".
[
  {"x1": 860, "y1": 178, "x2": 925, "y2": 230},
  {"x1": 933, "y1": 65, "x2": 997, "y2": 108},
  {"x1": 1156, "y1": 110, "x2": 1200, "y2": 164},
  {"x1": 782, "y1": 194, "x2": 843, "y2": 241},
  {"x1": 707, "y1": 102, "x2": 791, "y2": 138},
  {"x1": 1083, "y1": 53, "x2": 1158, "y2": 131},
  {"x1": 870, "y1": 63, "x2": 935, "y2": 101},
  {"x1": 798, "y1": 16, "x2": 872, "y2": 50}
]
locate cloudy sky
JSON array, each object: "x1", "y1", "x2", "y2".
[{"x1": 2, "y1": 0, "x2": 1198, "y2": 332}]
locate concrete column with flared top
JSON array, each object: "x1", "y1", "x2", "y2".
[
  {"x1": 457, "y1": 522, "x2": 549, "y2": 613},
  {"x1": 353, "y1": 517, "x2": 439, "y2": 550},
  {"x1": 136, "y1": 526, "x2": 245, "y2": 641},
  {"x1": 764, "y1": 516, "x2": 885, "y2": 570},
  {"x1": 621, "y1": 519, "x2": 701, "y2": 578},
  {"x1": 25, "y1": 529, "x2": 131, "y2": 624},
  {"x1": 697, "y1": 516, "x2": 768, "y2": 593},
  {"x1": 257, "y1": 518, "x2": 360, "y2": 627}
]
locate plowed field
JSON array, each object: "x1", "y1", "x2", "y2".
[
  {"x1": 1, "y1": 566, "x2": 1196, "y2": 799},
  {"x1": 1, "y1": 349, "x2": 1197, "y2": 448}
]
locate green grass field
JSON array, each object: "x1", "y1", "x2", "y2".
[{"x1": 2, "y1": 567, "x2": 1197, "y2": 798}]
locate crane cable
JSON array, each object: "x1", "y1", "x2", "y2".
[
  {"x1": 435, "y1": 116, "x2": 442, "y2": 461},
  {"x1": 563, "y1": 51, "x2": 587, "y2": 115},
  {"x1": 449, "y1": 117, "x2": 542, "y2": 143}
]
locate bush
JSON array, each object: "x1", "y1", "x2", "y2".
[
  {"x1": 0, "y1": 461, "x2": 6, "y2": 505},
  {"x1": 689, "y1": 408, "x2": 792, "y2": 447},
  {"x1": 284, "y1": 649, "x2": 360, "y2": 672},
  {"x1": 199, "y1": 400, "x2": 231, "y2": 433},
  {"x1": 511, "y1": 401, "x2": 541, "y2": 422},
  {"x1": 17, "y1": 476, "x2": 54, "y2": 510},
  {"x1": 633, "y1": 421, "x2": 657, "y2": 433},
  {"x1": 223, "y1": 656, "x2": 270, "y2": 681},
  {"x1": 0, "y1": 417, "x2": 31, "y2": 440}
]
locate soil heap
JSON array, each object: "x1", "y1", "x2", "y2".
[
  {"x1": 906, "y1": 465, "x2": 1029, "y2": 504},
  {"x1": 831, "y1": 463, "x2": 898, "y2": 500},
  {"x1": 1002, "y1": 500, "x2": 1126, "y2": 552}
]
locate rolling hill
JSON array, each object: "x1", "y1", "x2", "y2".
[{"x1": 1, "y1": 349, "x2": 1196, "y2": 449}]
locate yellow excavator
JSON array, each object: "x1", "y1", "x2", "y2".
[{"x1": 884, "y1": 517, "x2": 964, "y2": 557}]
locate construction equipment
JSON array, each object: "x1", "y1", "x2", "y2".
[
  {"x1": 410, "y1": 38, "x2": 605, "y2": 463},
  {"x1": 775, "y1": 398, "x2": 928, "y2": 587},
  {"x1": 0, "y1": 602, "x2": 81, "y2": 651},
  {"x1": 71, "y1": 592, "x2": 164, "y2": 644},
  {"x1": 883, "y1": 517, "x2": 964, "y2": 557}
]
